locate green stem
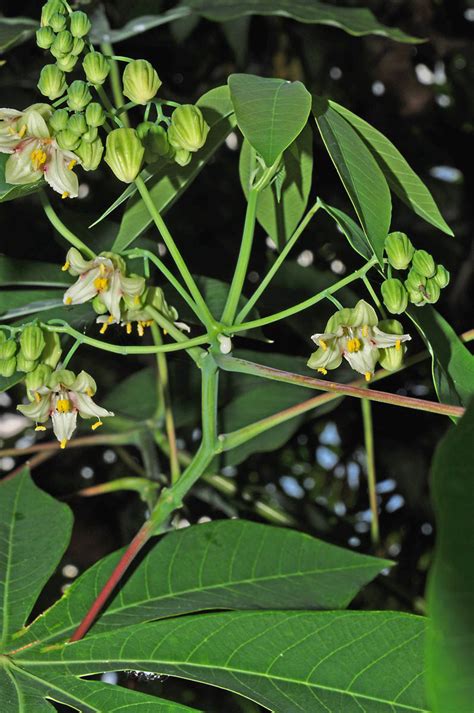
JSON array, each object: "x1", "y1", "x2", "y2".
[
  {"x1": 144, "y1": 306, "x2": 204, "y2": 364},
  {"x1": 61, "y1": 338, "x2": 81, "y2": 368},
  {"x1": 101, "y1": 40, "x2": 131, "y2": 128},
  {"x1": 361, "y1": 397, "x2": 379, "y2": 547},
  {"x1": 95, "y1": 84, "x2": 118, "y2": 120},
  {"x1": 40, "y1": 192, "x2": 95, "y2": 259},
  {"x1": 135, "y1": 176, "x2": 216, "y2": 331},
  {"x1": 363, "y1": 275, "x2": 387, "y2": 319},
  {"x1": 229, "y1": 257, "x2": 379, "y2": 334},
  {"x1": 221, "y1": 187, "x2": 259, "y2": 324},
  {"x1": 235, "y1": 200, "x2": 321, "y2": 324}
]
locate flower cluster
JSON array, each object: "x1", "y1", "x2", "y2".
[{"x1": 307, "y1": 300, "x2": 411, "y2": 381}]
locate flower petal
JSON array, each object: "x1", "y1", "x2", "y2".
[
  {"x1": 100, "y1": 270, "x2": 123, "y2": 321},
  {"x1": 372, "y1": 326, "x2": 411, "y2": 349},
  {"x1": 66, "y1": 247, "x2": 96, "y2": 276},
  {"x1": 63, "y1": 268, "x2": 101, "y2": 306},
  {"x1": 17, "y1": 395, "x2": 50, "y2": 422},
  {"x1": 5, "y1": 141, "x2": 43, "y2": 185},
  {"x1": 51, "y1": 410, "x2": 77, "y2": 443},
  {"x1": 44, "y1": 146, "x2": 79, "y2": 198},
  {"x1": 73, "y1": 392, "x2": 114, "y2": 420}
]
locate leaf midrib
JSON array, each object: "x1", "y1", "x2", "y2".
[{"x1": 1, "y1": 476, "x2": 24, "y2": 647}]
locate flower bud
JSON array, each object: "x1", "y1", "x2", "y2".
[
  {"x1": 138, "y1": 123, "x2": 172, "y2": 162},
  {"x1": 407, "y1": 288, "x2": 425, "y2": 306},
  {"x1": 49, "y1": 13, "x2": 67, "y2": 33},
  {"x1": 381, "y1": 278, "x2": 408, "y2": 315},
  {"x1": 26, "y1": 364, "x2": 52, "y2": 394},
  {"x1": 122, "y1": 59, "x2": 161, "y2": 104},
  {"x1": 377, "y1": 319, "x2": 405, "y2": 371},
  {"x1": 71, "y1": 37, "x2": 85, "y2": 56},
  {"x1": 384, "y1": 231, "x2": 414, "y2": 271},
  {"x1": 85, "y1": 102, "x2": 105, "y2": 128},
  {"x1": 20, "y1": 325, "x2": 46, "y2": 361},
  {"x1": 412, "y1": 249, "x2": 436, "y2": 278},
  {"x1": 67, "y1": 81, "x2": 92, "y2": 112},
  {"x1": 41, "y1": 0, "x2": 66, "y2": 27},
  {"x1": 168, "y1": 104, "x2": 209, "y2": 152},
  {"x1": 82, "y1": 52, "x2": 110, "y2": 86},
  {"x1": 0, "y1": 357, "x2": 16, "y2": 378},
  {"x1": 92, "y1": 295, "x2": 108, "y2": 314},
  {"x1": 424, "y1": 278, "x2": 441, "y2": 304},
  {"x1": 433, "y1": 264, "x2": 450, "y2": 289},
  {"x1": 174, "y1": 147, "x2": 191, "y2": 166},
  {"x1": 38, "y1": 64, "x2": 67, "y2": 101},
  {"x1": 52, "y1": 30, "x2": 73, "y2": 56},
  {"x1": 36, "y1": 26, "x2": 55, "y2": 50},
  {"x1": 16, "y1": 353, "x2": 38, "y2": 373},
  {"x1": 76, "y1": 137, "x2": 104, "y2": 171},
  {"x1": 105, "y1": 128, "x2": 144, "y2": 183},
  {"x1": 0, "y1": 338, "x2": 17, "y2": 360},
  {"x1": 56, "y1": 54, "x2": 78, "y2": 73},
  {"x1": 81, "y1": 126, "x2": 98, "y2": 143},
  {"x1": 56, "y1": 129, "x2": 81, "y2": 151},
  {"x1": 49, "y1": 108, "x2": 69, "y2": 133},
  {"x1": 405, "y1": 268, "x2": 426, "y2": 294},
  {"x1": 41, "y1": 331, "x2": 62, "y2": 369},
  {"x1": 67, "y1": 112, "x2": 87, "y2": 136},
  {"x1": 70, "y1": 10, "x2": 91, "y2": 39}
]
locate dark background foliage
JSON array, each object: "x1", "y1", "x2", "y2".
[{"x1": 0, "y1": 1, "x2": 473, "y2": 710}]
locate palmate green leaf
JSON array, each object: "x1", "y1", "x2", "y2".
[
  {"x1": 0, "y1": 16, "x2": 37, "y2": 53},
  {"x1": 408, "y1": 306, "x2": 474, "y2": 408},
  {"x1": 0, "y1": 155, "x2": 42, "y2": 203},
  {"x1": 229, "y1": 74, "x2": 311, "y2": 167},
  {"x1": 16, "y1": 610, "x2": 428, "y2": 713},
  {"x1": 0, "y1": 257, "x2": 71, "y2": 288},
  {"x1": 313, "y1": 97, "x2": 392, "y2": 265},
  {"x1": 427, "y1": 403, "x2": 474, "y2": 712},
  {"x1": 112, "y1": 85, "x2": 236, "y2": 252},
  {"x1": 330, "y1": 101, "x2": 453, "y2": 236},
  {"x1": 17, "y1": 520, "x2": 388, "y2": 648},
  {"x1": 0, "y1": 469, "x2": 72, "y2": 645},
  {"x1": 319, "y1": 199, "x2": 372, "y2": 261},
  {"x1": 240, "y1": 125, "x2": 313, "y2": 250}
]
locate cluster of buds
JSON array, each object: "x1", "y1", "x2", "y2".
[
  {"x1": 381, "y1": 232, "x2": 450, "y2": 313},
  {"x1": 0, "y1": 324, "x2": 62, "y2": 378},
  {"x1": 138, "y1": 104, "x2": 210, "y2": 169},
  {"x1": 307, "y1": 299, "x2": 411, "y2": 381}
]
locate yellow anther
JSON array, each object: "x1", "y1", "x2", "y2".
[
  {"x1": 362, "y1": 325, "x2": 369, "y2": 337},
  {"x1": 318, "y1": 339, "x2": 328, "y2": 351},
  {"x1": 99, "y1": 263, "x2": 107, "y2": 276},
  {"x1": 137, "y1": 322, "x2": 145, "y2": 337},
  {"x1": 65, "y1": 297, "x2": 72, "y2": 305},
  {"x1": 107, "y1": 315, "x2": 114, "y2": 324},
  {"x1": 34, "y1": 391, "x2": 41, "y2": 403},
  {"x1": 395, "y1": 339, "x2": 401, "y2": 351},
  {"x1": 30, "y1": 148, "x2": 47, "y2": 170},
  {"x1": 99, "y1": 323, "x2": 108, "y2": 335},
  {"x1": 56, "y1": 398, "x2": 72, "y2": 413},
  {"x1": 134, "y1": 294, "x2": 140, "y2": 305},
  {"x1": 86, "y1": 387, "x2": 94, "y2": 397},
  {"x1": 91, "y1": 420, "x2": 103, "y2": 431},
  {"x1": 365, "y1": 372, "x2": 372, "y2": 382},
  {"x1": 35, "y1": 425, "x2": 46, "y2": 432},
  {"x1": 61, "y1": 191, "x2": 69, "y2": 200},
  {"x1": 67, "y1": 159, "x2": 77, "y2": 171},
  {"x1": 18, "y1": 124, "x2": 27, "y2": 138},
  {"x1": 347, "y1": 338, "x2": 361, "y2": 353},
  {"x1": 126, "y1": 322, "x2": 132, "y2": 335},
  {"x1": 93, "y1": 277, "x2": 109, "y2": 292},
  {"x1": 60, "y1": 438, "x2": 67, "y2": 449},
  {"x1": 317, "y1": 367, "x2": 328, "y2": 376},
  {"x1": 61, "y1": 260, "x2": 70, "y2": 272}
]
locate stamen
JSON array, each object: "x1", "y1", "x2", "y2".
[
  {"x1": 86, "y1": 387, "x2": 94, "y2": 397},
  {"x1": 65, "y1": 297, "x2": 72, "y2": 305},
  {"x1": 317, "y1": 367, "x2": 328, "y2": 375},
  {"x1": 35, "y1": 425, "x2": 46, "y2": 431},
  {"x1": 34, "y1": 391, "x2": 41, "y2": 403},
  {"x1": 67, "y1": 159, "x2": 77, "y2": 171},
  {"x1": 362, "y1": 325, "x2": 369, "y2": 337},
  {"x1": 99, "y1": 263, "x2": 107, "y2": 276},
  {"x1": 395, "y1": 339, "x2": 401, "y2": 351},
  {"x1": 60, "y1": 438, "x2": 67, "y2": 449},
  {"x1": 93, "y1": 277, "x2": 109, "y2": 292},
  {"x1": 91, "y1": 420, "x2": 103, "y2": 431},
  {"x1": 99, "y1": 323, "x2": 108, "y2": 335},
  {"x1": 61, "y1": 191, "x2": 69, "y2": 200},
  {"x1": 137, "y1": 322, "x2": 145, "y2": 337},
  {"x1": 8, "y1": 126, "x2": 16, "y2": 135},
  {"x1": 30, "y1": 148, "x2": 47, "y2": 170},
  {"x1": 347, "y1": 337, "x2": 361, "y2": 353},
  {"x1": 107, "y1": 315, "x2": 114, "y2": 324},
  {"x1": 126, "y1": 322, "x2": 132, "y2": 335},
  {"x1": 134, "y1": 295, "x2": 140, "y2": 305},
  {"x1": 318, "y1": 339, "x2": 327, "y2": 351},
  {"x1": 18, "y1": 124, "x2": 27, "y2": 138},
  {"x1": 56, "y1": 398, "x2": 72, "y2": 413},
  {"x1": 61, "y1": 260, "x2": 70, "y2": 272},
  {"x1": 365, "y1": 372, "x2": 372, "y2": 382}
]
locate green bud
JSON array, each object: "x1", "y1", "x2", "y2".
[
  {"x1": 433, "y1": 264, "x2": 450, "y2": 289},
  {"x1": 82, "y1": 52, "x2": 110, "y2": 85},
  {"x1": 85, "y1": 102, "x2": 105, "y2": 128},
  {"x1": 168, "y1": 104, "x2": 209, "y2": 152},
  {"x1": 41, "y1": 331, "x2": 62, "y2": 369},
  {"x1": 56, "y1": 129, "x2": 81, "y2": 151},
  {"x1": 20, "y1": 325, "x2": 46, "y2": 361},
  {"x1": 407, "y1": 288, "x2": 425, "y2": 306},
  {"x1": 36, "y1": 26, "x2": 55, "y2": 50},
  {"x1": 377, "y1": 319, "x2": 406, "y2": 371},
  {"x1": 412, "y1": 249, "x2": 436, "y2": 278},
  {"x1": 37, "y1": 64, "x2": 67, "y2": 101},
  {"x1": 67, "y1": 112, "x2": 87, "y2": 136},
  {"x1": 67, "y1": 80, "x2": 92, "y2": 112},
  {"x1": 0, "y1": 339, "x2": 17, "y2": 360},
  {"x1": 52, "y1": 30, "x2": 73, "y2": 56},
  {"x1": 56, "y1": 54, "x2": 79, "y2": 73},
  {"x1": 122, "y1": 59, "x2": 161, "y2": 104},
  {"x1": 424, "y1": 278, "x2": 441, "y2": 304},
  {"x1": 49, "y1": 13, "x2": 67, "y2": 33},
  {"x1": 71, "y1": 37, "x2": 85, "y2": 56},
  {"x1": 49, "y1": 369, "x2": 75, "y2": 389},
  {"x1": 81, "y1": 126, "x2": 98, "y2": 143},
  {"x1": 49, "y1": 108, "x2": 69, "y2": 132},
  {"x1": 105, "y1": 128, "x2": 144, "y2": 183},
  {"x1": 26, "y1": 364, "x2": 52, "y2": 394},
  {"x1": 174, "y1": 147, "x2": 192, "y2": 167},
  {"x1": 92, "y1": 295, "x2": 108, "y2": 314},
  {"x1": 0, "y1": 357, "x2": 17, "y2": 378},
  {"x1": 138, "y1": 122, "x2": 172, "y2": 162},
  {"x1": 405, "y1": 268, "x2": 426, "y2": 293},
  {"x1": 16, "y1": 353, "x2": 38, "y2": 373},
  {"x1": 76, "y1": 137, "x2": 104, "y2": 171},
  {"x1": 381, "y1": 279, "x2": 408, "y2": 315},
  {"x1": 70, "y1": 11, "x2": 91, "y2": 39},
  {"x1": 384, "y1": 231, "x2": 414, "y2": 271},
  {"x1": 41, "y1": 0, "x2": 66, "y2": 27}
]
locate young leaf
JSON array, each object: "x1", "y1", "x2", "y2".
[
  {"x1": 313, "y1": 97, "x2": 392, "y2": 264},
  {"x1": 0, "y1": 17, "x2": 37, "y2": 53},
  {"x1": 427, "y1": 402, "x2": 474, "y2": 712},
  {"x1": 16, "y1": 611, "x2": 428, "y2": 713},
  {"x1": 330, "y1": 101, "x2": 453, "y2": 236},
  {"x1": 0, "y1": 290, "x2": 65, "y2": 321},
  {"x1": 319, "y1": 199, "x2": 372, "y2": 261},
  {"x1": 239, "y1": 125, "x2": 313, "y2": 250},
  {"x1": 0, "y1": 469, "x2": 73, "y2": 645},
  {"x1": 229, "y1": 74, "x2": 311, "y2": 167}
]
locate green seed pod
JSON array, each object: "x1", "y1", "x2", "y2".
[
  {"x1": 51, "y1": 30, "x2": 73, "y2": 56},
  {"x1": 71, "y1": 37, "x2": 85, "y2": 56},
  {"x1": 433, "y1": 264, "x2": 450, "y2": 289},
  {"x1": 168, "y1": 104, "x2": 209, "y2": 152},
  {"x1": 49, "y1": 108, "x2": 69, "y2": 133},
  {"x1": 56, "y1": 54, "x2": 79, "y2": 73},
  {"x1": 105, "y1": 128, "x2": 144, "y2": 183},
  {"x1": 85, "y1": 102, "x2": 105, "y2": 128},
  {"x1": 36, "y1": 26, "x2": 55, "y2": 50},
  {"x1": 67, "y1": 80, "x2": 92, "y2": 112},
  {"x1": 381, "y1": 278, "x2": 408, "y2": 315},
  {"x1": 412, "y1": 249, "x2": 436, "y2": 278},
  {"x1": 67, "y1": 112, "x2": 87, "y2": 136},
  {"x1": 377, "y1": 319, "x2": 406, "y2": 371},
  {"x1": 20, "y1": 325, "x2": 46, "y2": 361},
  {"x1": 174, "y1": 147, "x2": 192, "y2": 166},
  {"x1": 70, "y1": 10, "x2": 91, "y2": 39},
  {"x1": 76, "y1": 137, "x2": 104, "y2": 171},
  {"x1": 384, "y1": 231, "x2": 415, "y2": 271},
  {"x1": 16, "y1": 353, "x2": 38, "y2": 374},
  {"x1": 41, "y1": 0, "x2": 65, "y2": 27},
  {"x1": 405, "y1": 268, "x2": 426, "y2": 293},
  {"x1": 82, "y1": 52, "x2": 110, "y2": 86},
  {"x1": 41, "y1": 331, "x2": 62, "y2": 369},
  {"x1": 424, "y1": 278, "x2": 441, "y2": 304},
  {"x1": 81, "y1": 126, "x2": 98, "y2": 144},
  {"x1": 0, "y1": 357, "x2": 17, "y2": 378},
  {"x1": 0, "y1": 338, "x2": 17, "y2": 360},
  {"x1": 37, "y1": 64, "x2": 67, "y2": 101},
  {"x1": 56, "y1": 129, "x2": 81, "y2": 151},
  {"x1": 92, "y1": 295, "x2": 108, "y2": 314},
  {"x1": 26, "y1": 364, "x2": 52, "y2": 394},
  {"x1": 49, "y1": 13, "x2": 67, "y2": 33},
  {"x1": 122, "y1": 59, "x2": 161, "y2": 104}
]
